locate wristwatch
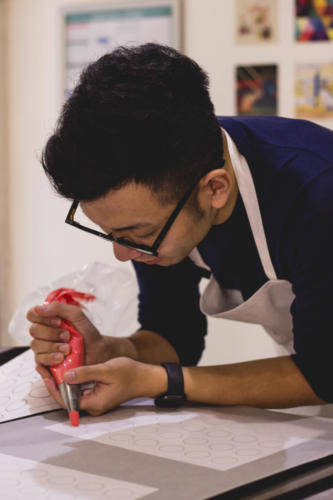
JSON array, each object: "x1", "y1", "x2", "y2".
[{"x1": 154, "y1": 362, "x2": 187, "y2": 408}]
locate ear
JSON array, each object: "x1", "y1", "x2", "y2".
[{"x1": 198, "y1": 168, "x2": 232, "y2": 209}]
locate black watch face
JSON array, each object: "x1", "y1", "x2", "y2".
[{"x1": 155, "y1": 394, "x2": 187, "y2": 408}]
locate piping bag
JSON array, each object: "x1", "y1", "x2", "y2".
[{"x1": 44, "y1": 288, "x2": 95, "y2": 426}]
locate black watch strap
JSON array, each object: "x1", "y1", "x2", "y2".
[{"x1": 154, "y1": 362, "x2": 187, "y2": 408}]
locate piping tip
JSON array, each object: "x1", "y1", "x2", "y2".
[
  {"x1": 59, "y1": 381, "x2": 80, "y2": 426},
  {"x1": 69, "y1": 410, "x2": 80, "y2": 426}
]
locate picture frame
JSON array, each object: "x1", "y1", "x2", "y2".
[{"x1": 61, "y1": 0, "x2": 182, "y2": 98}]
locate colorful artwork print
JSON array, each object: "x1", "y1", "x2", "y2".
[
  {"x1": 236, "y1": 0, "x2": 277, "y2": 43},
  {"x1": 295, "y1": 0, "x2": 333, "y2": 41},
  {"x1": 295, "y1": 63, "x2": 333, "y2": 118},
  {"x1": 236, "y1": 65, "x2": 277, "y2": 115}
]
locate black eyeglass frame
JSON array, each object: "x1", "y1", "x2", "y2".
[{"x1": 65, "y1": 161, "x2": 225, "y2": 257}]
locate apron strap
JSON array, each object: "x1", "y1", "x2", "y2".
[
  {"x1": 189, "y1": 247, "x2": 211, "y2": 271},
  {"x1": 224, "y1": 130, "x2": 277, "y2": 281}
]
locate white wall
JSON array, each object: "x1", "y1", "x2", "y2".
[
  {"x1": 0, "y1": 0, "x2": 9, "y2": 342},
  {"x1": 5, "y1": 0, "x2": 135, "y2": 347},
  {"x1": 2, "y1": 0, "x2": 332, "y2": 367}
]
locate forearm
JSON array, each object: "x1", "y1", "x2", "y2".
[
  {"x1": 99, "y1": 329, "x2": 178, "y2": 365},
  {"x1": 147, "y1": 355, "x2": 325, "y2": 408},
  {"x1": 97, "y1": 339, "x2": 325, "y2": 407},
  {"x1": 181, "y1": 356, "x2": 325, "y2": 408},
  {"x1": 129, "y1": 329, "x2": 179, "y2": 364}
]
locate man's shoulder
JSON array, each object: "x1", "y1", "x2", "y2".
[
  {"x1": 216, "y1": 117, "x2": 333, "y2": 252},
  {"x1": 217, "y1": 115, "x2": 333, "y2": 164},
  {"x1": 218, "y1": 116, "x2": 333, "y2": 194}
]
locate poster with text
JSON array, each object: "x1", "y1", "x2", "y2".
[
  {"x1": 295, "y1": 0, "x2": 333, "y2": 41},
  {"x1": 236, "y1": 65, "x2": 278, "y2": 115},
  {"x1": 295, "y1": 63, "x2": 333, "y2": 118},
  {"x1": 65, "y1": 5, "x2": 176, "y2": 97},
  {"x1": 236, "y1": 0, "x2": 278, "y2": 44}
]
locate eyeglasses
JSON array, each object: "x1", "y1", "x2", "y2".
[{"x1": 65, "y1": 162, "x2": 225, "y2": 257}]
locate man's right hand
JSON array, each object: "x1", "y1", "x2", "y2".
[{"x1": 27, "y1": 302, "x2": 137, "y2": 367}]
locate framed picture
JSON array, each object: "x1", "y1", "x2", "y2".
[
  {"x1": 62, "y1": 0, "x2": 181, "y2": 97},
  {"x1": 235, "y1": 0, "x2": 278, "y2": 44},
  {"x1": 236, "y1": 64, "x2": 278, "y2": 115},
  {"x1": 295, "y1": 0, "x2": 333, "y2": 41},
  {"x1": 295, "y1": 62, "x2": 333, "y2": 118}
]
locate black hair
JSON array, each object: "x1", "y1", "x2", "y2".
[{"x1": 42, "y1": 43, "x2": 223, "y2": 203}]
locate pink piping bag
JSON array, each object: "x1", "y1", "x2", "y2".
[{"x1": 44, "y1": 288, "x2": 95, "y2": 426}]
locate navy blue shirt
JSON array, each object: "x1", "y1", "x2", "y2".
[{"x1": 133, "y1": 116, "x2": 333, "y2": 403}]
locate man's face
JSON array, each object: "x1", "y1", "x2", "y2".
[{"x1": 81, "y1": 182, "x2": 213, "y2": 266}]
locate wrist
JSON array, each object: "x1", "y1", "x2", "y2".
[
  {"x1": 138, "y1": 362, "x2": 168, "y2": 398},
  {"x1": 154, "y1": 363, "x2": 187, "y2": 407},
  {"x1": 182, "y1": 366, "x2": 194, "y2": 402}
]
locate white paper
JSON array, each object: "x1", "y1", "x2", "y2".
[
  {"x1": 0, "y1": 350, "x2": 60, "y2": 423},
  {"x1": 47, "y1": 408, "x2": 194, "y2": 441},
  {"x1": 122, "y1": 397, "x2": 154, "y2": 407},
  {"x1": 0, "y1": 453, "x2": 157, "y2": 500},
  {"x1": 47, "y1": 406, "x2": 321, "y2": 472}
]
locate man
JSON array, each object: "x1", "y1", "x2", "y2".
[{"x1": 28, "y1": 44, "x2": 333, "y2": 416}]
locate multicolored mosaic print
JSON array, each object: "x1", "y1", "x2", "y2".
[{"x1": 295, "y1": 0, "x2": 333, "y2": 41}]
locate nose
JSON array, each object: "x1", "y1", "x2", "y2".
[{"x1": 113, "y1": 242, "x2": 141, "y2": 262}]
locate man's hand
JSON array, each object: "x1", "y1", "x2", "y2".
[
  {"x1": 36, "y1": 358, "x2": 167, "y2": 416},
  {"x1": 27, "y1": 302, "x2": 137, "y2": 367}
]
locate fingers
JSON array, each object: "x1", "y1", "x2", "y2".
[
  {"x1": 28, "y1": 307, "x2": 73, "y2": 367},
  {"x1": 27, "y1": 306, "x2": 62, "y2": 328},
  {"x1": 30, "y1": 338, "x2": 70, "y2": 355},
  {"x1": 29, "y1": 323, "x2": 70, "y2": 342},
  {"x1": 35, "y1": 365, "x2": 65, "y2": 409},
  {"x1": 33, "y1": 351, "x2": 65, "y2": 366},
  {"x1": 30, "y1": 337, "x2": 71, "y2": 366},
  {"x1": 64, "y1": 363, "x2": 110, "y2": 385},
  {"x1": 27, "y1": 302, "x2": 87, "y2": 325},
  {"x1": 35, "y1": 363, "x2": 51, "y2": 378},
  {"x1": 79, "y1": 386, "x2": 108, "y2": 416},
  {"x1": 62, "y1": 359, "x2": 139, "y2": 416}
]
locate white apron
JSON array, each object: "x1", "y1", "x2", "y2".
[
  {"x1": 190, "y1": 130, "x2": 295, "y2": 354},
  {"x1": 190, "y1": 130, "x2": 333, "y2": 416}
]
